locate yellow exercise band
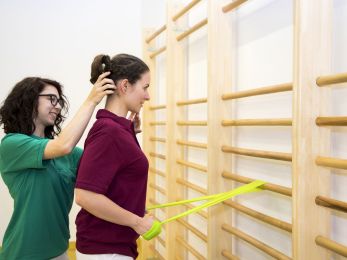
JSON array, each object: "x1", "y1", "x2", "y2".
[{"x1": 142, "y1": 180, "x2": 266, "y2": 240}]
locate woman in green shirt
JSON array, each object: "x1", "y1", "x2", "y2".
[{"x1": 0, "y1": 73, "x2": 115, "y2": 260}]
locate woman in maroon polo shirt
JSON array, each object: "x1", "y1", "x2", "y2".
[{"x1": 75, "y1": 54, "x2": 154, "y2": 260}]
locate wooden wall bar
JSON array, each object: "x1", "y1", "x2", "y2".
[
  {"x1": 141, "y1": 0, "x2": 346, "y2": 259},
  {"x1": 292, "y1": 0, "x2": 333, "y2": 259}
]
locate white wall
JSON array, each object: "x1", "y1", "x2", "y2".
[{"x1": 0, "y1": 0, "x2": 145, "y2": 243}]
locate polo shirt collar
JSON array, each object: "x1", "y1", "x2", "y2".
[{"x1": 96, "y1": 109, "x2": 133, "y2": 130}]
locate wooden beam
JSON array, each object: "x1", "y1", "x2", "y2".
[
  {"x1": 316, "y1": 72, "x2": 347, "y2": 87},
  {"x1": 292, "y1": 0, "x2": 332, "y2": 259},
  {"x1": 222, "y1": 82, "x2": 292, "y2": 100},
  {"x1": 176, "y1": 18, "x2": 208, "y2": 41}
]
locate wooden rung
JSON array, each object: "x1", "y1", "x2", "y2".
[
  {"x1": 172, "y1": 0, "x2": 202, "y2": 21},
  {"x1": 222, "y1": 224, "x2": 292, "y2": 260},
  {"x1": 316, "y1": 72, "x2": 347, "y2": 87},
  {"x1": 149, "y1": 167, "x2": 166, "y2": 177},
  {"x1": 150, "y1": 121, "x2": 166, "y2": 126},
  {"x1": 221, "y1": 249, "x2": 240, "y2": 260},
  {"x1": 176, "y1": 178, "x2": 208, "y2": 195},
  {"x1": 223, "y1": 200, "x2": 292, "y2": 232},
  {"x1": 222, "y1": 0, "x2": 248, "y2": 13},
  {"x1": 149, "y1": 46, "x2": 167, "y2": 59},
  {"x1": 222, "y1": 82, "x2": 292, "y2": 100},
  {"x1": 177, "y1": 198, "x2": 208, "y2": 219},
  {"x1": 222, "y1": 118, "x2": 292, "y2": 126},
  {"x1": 150, "y1": 137, "x2": 166, "y2": 143},
  {"x1": 316, "y1": 156, "x2": 347, "y2": 170},
  {"x1": 176, "y1": 18, "x2": 208, "y2": 41},
  {"x1": 149, "y1": 244, "x2": 166, "y2": 260},
  {"x1": 316, "y1": 116, "x2": 347, "y2": 126},
  {"x1": 177, "y1": 218, "x2": 207, "y2": 242},
  {"x1": 222, "y1": 146, "x2": 292, "y2": 161},
  {"x1": 157, "y1": 235, "x2": 166, "y2": 248},
  {"x1": 176, "y1": 97, "x2": 207, "y2": 106},
  {"x1": 176, "y1": 159, "x2": 207, "y2": 172},
  {"x1": 150, "y1": 152, "x2": 166, "y2": 160},
  {"x1": 315, "y1": 195, "x2": 347, "y2": 213},
  {"x1": 149, "y1": 104, "x2": 167, "y2": 110},
  {"x1": 315, "y1": 236, "x2": 347, "y2": 257},
  {"x1": 149, "y1": 183, "x2": 167, "y2": 196},
  {"x1": 153, "y1": 214, "x2": 165, "y2": 225},
  {"x1": 149, "y1": 198, "x2": 166, "y2": 213},
  {"x1": 176, "y1": 236, "x2": 206, "y2": 260},
  {"x1": 177, "y1": 139, "x2": 207, "y2": 149},
  {"x1": 222, "y1": 171, "x2": 292, "y2": 197},
  {"x1": 146, "y1": 25, "x2": 167, "y2": 43},
  {"x1": 177, "y1": 120, "x2": 208, "y2": 126}
]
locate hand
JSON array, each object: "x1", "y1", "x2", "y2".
[
  {"x1": 132, "y1": 215, "x2": 154, "y2": 235},
  {"x1": 128, "y1": 112, "x2": 142, "y2": 134},
  {"x1": 86, "y1": 72, "x2": 116, "y2": 105}
]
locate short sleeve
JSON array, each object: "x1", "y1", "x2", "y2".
[
  {"x1": 75, "y1": 132, "x2": 124, "y2": 194},
  {"x1": 0, "y1": 133, "x2": 49, "y2": 173},
  {"x1": 70, "y1": 147, "x2": 83, "y2": 167}
]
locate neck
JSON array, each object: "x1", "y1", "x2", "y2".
[
  {"x1": 32, "y1": 120, "x2": 45, "y2": 137},
  {"x1": 105, "y1": 95, "x2": 128, "y2": 117}
]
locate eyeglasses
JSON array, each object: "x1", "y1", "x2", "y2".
[{"x1": 38, "y1": 94, "x2": 64, "y2": 107}]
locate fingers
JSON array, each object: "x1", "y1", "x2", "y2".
[
  {"x1": 100, "y1": 84, "x2": 116, "y2": 91},
  {"x1": 96, "y1": 71, "x2": 111, "y2": 83},
  {"x1": 128, "y1": 112, "x2": 136, "y2": 121}
]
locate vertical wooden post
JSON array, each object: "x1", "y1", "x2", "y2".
[
  {"x1": 292, "y1": 0, "x2": 333, "y2": 259},
  {"x1": 142, "y1": 28, "x2": 158, "y2": 259},
  {"x1": 207, "y1": 0, "x2": 234, "y2": 258},
  {"x1": 165, "y1": 1, "x2": 187, "y2": 259}
]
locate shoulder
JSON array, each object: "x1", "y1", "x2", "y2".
[
  {"x1": 1, "y1": 133, "x2": 31, "y2": 144},
  {"x1": 89, "y1": 118, "x2": 127, "y2": 140},
  {"x1": 1, "y1": 133, "x2": 36, "y2": 149}
]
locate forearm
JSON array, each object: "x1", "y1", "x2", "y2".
[
  {"x1": 44, "y1": 72, "x2": 115, "y2": 159},
  {"x1": 56, "y1": 100, "x2": 96, "y2": 150},
  {"x1": 44, "y1": 101, "x2": 96, "y2": 158},
  {"x1": 75, "y1": 188, "x2": 139, "y2": 228}
]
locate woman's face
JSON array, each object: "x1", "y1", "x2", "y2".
[
  {"x1": 125, "y1": 71, "x2": 151, "y2": 113},
  {"x1": 35, "y1": 85, "x2": 62, "y2": 128}
]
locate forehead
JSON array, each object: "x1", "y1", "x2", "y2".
[{"x1": 40, "y1": 84, "x2": 59, "y2": 95}]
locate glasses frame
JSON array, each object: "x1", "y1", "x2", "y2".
[{"x1": 38, "y1": 94, "x2": 64, "y2": 107}]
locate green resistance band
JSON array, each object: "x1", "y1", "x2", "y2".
[{"x1": 142, "y1": 180, "x2": 266, "y2": 240}]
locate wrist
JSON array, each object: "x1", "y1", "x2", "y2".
[
  {"x1": 131, "y1": 215, "x2": 141, "y2": 229},
  {"x1": 83, "y1": 99, "x2": 98, "y2": 108}
]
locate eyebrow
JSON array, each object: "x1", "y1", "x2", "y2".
[
  {"x1": 39, "y1": 94, "x2": 61, "y2": 99},
  {"x1": 40, "y1": 93, "x2": 58, "y2": 96}
]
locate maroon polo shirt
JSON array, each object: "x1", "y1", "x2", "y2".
[{"x1": 75, "y1": 109, "x2": 149, "y2": 259}]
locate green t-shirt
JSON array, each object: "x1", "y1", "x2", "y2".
[{"x1": 0, "y1": 133, "x2": 82, "y2": 260}]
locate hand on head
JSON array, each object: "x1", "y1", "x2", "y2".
[{"x1": 87, "y1": 72, "x2": 116, "y2": 105}]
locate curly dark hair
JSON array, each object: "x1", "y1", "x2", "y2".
[
  {"x1": 90, "y1": 53, "x2": 149, "y2": 85},
  {"x1": 0, "y1": 77, "x2": 68, "y2": 139}
]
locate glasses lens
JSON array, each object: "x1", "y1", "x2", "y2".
[
  {"x1": 58, "y1": 98, "x2": 64, "y2": 108},
  {"x1": 50, "y1": 95, "x2": 58, "y2": 106}
]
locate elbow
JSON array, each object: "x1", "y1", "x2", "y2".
[
  {"x1": 62, "y1": 143, "x2": 74, "y2": 155},
  {"x1": 75, "y1": 189, "x2": 85, "y2": 207},
  {"x1": 58, "y1": 141, "x2": 74, "y2": 156}
]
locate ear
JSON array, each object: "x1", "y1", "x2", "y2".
[{"x1": 117, "y1": 79, "x2": 129, "y2": 94}]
